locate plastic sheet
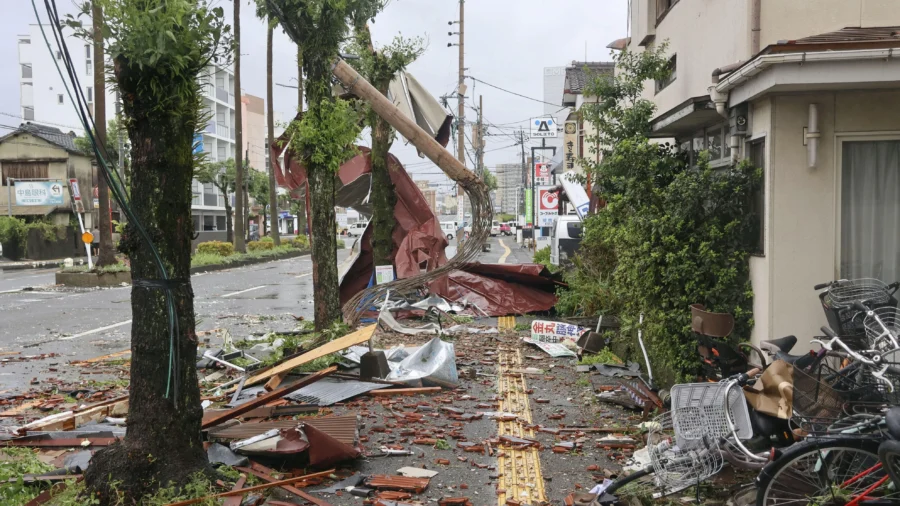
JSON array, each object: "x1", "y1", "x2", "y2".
[{"x1": 385, "y1": 337, "x2": 458, "y2": 388}]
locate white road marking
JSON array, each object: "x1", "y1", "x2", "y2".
[
  {"x1": 498, "y1": 239, "x2": 511, "y2": 264},
  {"x1": 60, "y1": 319, "x2": 132, "y2": 341},
  {"x1": 222, "y1": 285, "x2": 266, "y2": 298},
  {"x1": 294, "y1": 272, "x2": 311, "y2": 278}
]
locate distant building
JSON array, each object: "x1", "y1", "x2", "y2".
[
  {"x1": 241, "y1": 94, "x2": 266, "y2": 174},
  {"x1": 0, "y1": 122, "x2": 94, "y2": 227},
  {"x1": 494, "y1": 163, "x2": 522, "y2": 215},
  {"x1": 561, "y1": 61, "x2": 615, "y2": 176}
]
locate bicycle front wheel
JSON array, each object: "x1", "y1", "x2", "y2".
[
  {"x1": 879, "y1": 439, "x2": 900, "y2": 491},
  {"x1": 756, "y1": 437, "x2": 899, "y2": 506}
]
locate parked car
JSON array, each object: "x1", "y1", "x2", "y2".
[
  {"x1": 348, "y1": 222, "x2": 368, "y2": 237},
  {"x1": 499, "y1": 223, "x2": 512, "y2": 236},
  {"x1": 440, "y1": 221, "x2": 457, "y2": 240},
  {"x1": 490, "y1": 220, "x2": 501, "y2": 236}
]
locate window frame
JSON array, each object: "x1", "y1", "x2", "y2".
[
  {"x1": 834, "y1": 132, "x2": 900, "y2": 279},
  {"x1": 655, "y1": 0, "x2": 679, "y2": 26},
  {"x1": 747, "y1": 136, "x2": 766, "y2": 257},
  {"x1": 654, "y1": 55, "x2": 676, "y2": 94}
]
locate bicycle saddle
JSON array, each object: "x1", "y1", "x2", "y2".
[
  {"x1": 773, "y1": 350, "x2": 816, "y2": 369},
  {"x1": 887, "y1": 407, "x2": 900, "y2": 440},
  {"x1": 760, "y1": 335, "x2": 797, "y2": 354}
]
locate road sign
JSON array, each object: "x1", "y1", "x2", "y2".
[
  {"x1": 524, "y1": 188, "x2": 533, "y2": 225},
  {"x1": 14, "y1": 181, "x2": 65, "y2": 206},
  {"x1": 538, "y1": 186, "x2": 558, "y2": 226},
  {"x1": 81, "y1": 231, "x2": 94, "y2": 244},
  {"x1": 69, "y1": 179, "x2": 81, "y2": 201},
  {"x1": 530, "y1": 117, "x2": 557, "y2": 138}
]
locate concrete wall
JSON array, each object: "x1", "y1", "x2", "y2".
[
  {"x1": 748, "y1": 90, "x2": 900, "y2": 348},
  {"x1": 241, "y1": 94, "x2": 266, "y2": 173},
  {"x1": 759, "y1": 0, "x2": 900, "y2": 47}
]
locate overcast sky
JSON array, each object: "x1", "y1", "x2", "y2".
[{"x1": 2, "y1": 0, "x2": 628, "y2": 189}]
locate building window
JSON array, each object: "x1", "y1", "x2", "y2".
[
  {"x1": 86, "y1": 87, "x2": 93, "y2": 102},
  {"x1": 56, "y1": 51, "x2": 62, "y2": 60},
  {"x1": 23, "y1": 107, "x2": 34, "y2": 121},
  {"x1": 203, "y1": 215, "x2": 216, "y2": 231},
  {"x1": 840, "y1": 140, "x2": 900, "y2": 281},
  {"x1": 656, "y1": 0, "x2": 678, "y2": 24},
  {"x1": 21, "y1": 64, "x2": 32, "y2": 79},
  {"x1": 2, "y1": 162, "x2": 49, "y2": 186},
  {"x1": 654, "y1": 55, "x2": 676, "y2": 94},
  {"x1": 216, "y1": 215, "x2": 226, "y2": 231},
  {"x1": 85, "y1": 45, "x2": 92, "y2": 76},
  {"x1": 748, "y1": 139, "x2": 766, "y2": 256},
  {"x1": 19, "y1": 38, "x2": 30, "y2": 44},
  {"x1": 57, "y1": 94, "x2": 64, "y2": 105},
  {"x1": 683, "y1": 123, "x2": 733, "y2": 167},
  {"x1": 192, "y1": 179, "x2": 202, "y2": 206},
  {"x1": 192, "y1": 214, "x2": 201, "y2": 232}
]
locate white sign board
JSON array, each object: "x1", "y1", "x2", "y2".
[
  {"x1": 375, "y1": 265, "x2": 395, "y2": 284},
  {"x1": 530, "y1": 117, "x2": 558, "y2": 138},
  {"x1": 537, "y1": 186, "x2": 558, "y2": 226},
  {"x1": 530, "y1": 319, "x2": 584, "y2": 343},
  {"x1": 560, "y1": 172, "x2": 590, "y2": 220},
  {"x1": 14, "y1": 181, "x2": 64, "y2": 206},
  {"x1": 522, "y1": 337, "x2": 577, "y2": 358}
]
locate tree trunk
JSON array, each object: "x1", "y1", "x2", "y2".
[
  {"x1": 84, "y1": 62, "x2": 207, "y2": 505},
  {"x1": 93, "y1": 4, "x2": 116, "y2": 267},
  {"x1": 305, "y1": 55, "x2": 340, "y2": 330},
  {"x1": 225, "y1": 199, "x2": 233, "y2": 244},
  {"x1": 297, "y1": 45, "x2": 304, "y2": 110},
  {"x1": 266, "y1": 22, "x2": 280, "y2": 246},
  {"x1": 369, "y1": 80, "x2": 396, "y2": 267},
  {"x1": 232, "y1": 0, "x2": 245, "y2": 253}
]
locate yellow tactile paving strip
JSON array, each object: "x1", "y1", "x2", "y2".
[
  {"x1": 496, "y1": 348, "x2": 547, "y2": 505},
  {"x1": 497, "y1": 315, "x2": 516, "y2": 330}
]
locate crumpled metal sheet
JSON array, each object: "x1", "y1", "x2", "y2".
[
  {"x1": 427, "y1": 263, "x2": 560, "y2": 316},
  {"x1": 385, "y1": 337, "x2": 458, "y2": 388},
  {"x1": 285, "y1": 377, "x2": 386, "y2": 406}
]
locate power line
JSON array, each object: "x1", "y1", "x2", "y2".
[{"x1": 465, "y1": 75, "x2": 562, "y2": 107}]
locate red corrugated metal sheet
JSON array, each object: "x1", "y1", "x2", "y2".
[{"x1": 206, "y1": 415, "x2": 358, "y2": 445}]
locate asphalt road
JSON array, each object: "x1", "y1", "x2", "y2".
[{"x1": 0, "y1": 236, "x2": 533, "y2": 393}]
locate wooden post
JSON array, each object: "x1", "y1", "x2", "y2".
[{"x1": 331, "y1": 60, "x2": 479, "y2": 187}]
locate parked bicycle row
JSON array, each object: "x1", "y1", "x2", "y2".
[{"x1": 595, "y1": 278, "x2": 900, "y2": 506}]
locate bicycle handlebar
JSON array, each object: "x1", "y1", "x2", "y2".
[
  {"x1": 812, "y1": 332, "x2": 875, "y2": 366},
  {"x1": 821, "y1": 326, "x2": 838, "y2": 339},
  {"x1": 851, "y1": 301, "x2": 870, "y2": 313},
  {"x1": 814, "y1": 282, "x2": 831, "y2": 290}
]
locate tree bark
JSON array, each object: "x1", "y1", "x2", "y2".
[
  {"x1": 369, "y1": 80, "x2": 396, "y2": 267},
  {"x1": 305, "y1": 55, "x2": 340, "y2": 330},
  {"x1": 232, "y1": 0, "x2": 245, "y2": 253},
  {"x1": 84, "y1": 59, "x2": 207, "y2": 505},
  {"x1": 297, "y1": 45, "x2": 304, "y2": 110},
  {"x1": 266, "y1": 22, "x2": 280, "y2": 246},
  {"x1": 93, "y1": 4, "x2": 116, "y2": 267},
  {"x1": 224, "y1": 193, "x2": 233, "y2": 244}
]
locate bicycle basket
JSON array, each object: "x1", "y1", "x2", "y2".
[
  {"x1": 821, "y1": 279, "x2": 896, "y2": 340},
  {"x1": 670, "y1": 381, "x2": 753, "y2": 440},
  {"x1": 864, "y1": 307, "x2": 900, "y2": 353},
  {"x1": 647, "y1": 407, "x2": 723, "y2": 494}
]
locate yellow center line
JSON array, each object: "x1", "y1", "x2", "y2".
[
  {"x1": 496, "y1": 348, "x2": 546, "y2": 505},
  {"x1": 498, "y1": 238, "x2": 511, "y2": 264},
  {"x1": 498, "y1": 315, "x2": 516, "y2": 330}
]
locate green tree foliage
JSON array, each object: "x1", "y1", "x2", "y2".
[
  {"x1": 482, "y1": 170, "x2": 498, "y2": 191},
  {"x1": 260, "y1": 0, "x2": 384, "y2": 330},
  {"x1": 560, "y1": 46, "x2": 762, "y2": 384},
  {"x1": 75, "y1": 117, "x2": 125, "y2": 167}
]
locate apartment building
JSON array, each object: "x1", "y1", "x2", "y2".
[
  {"x1": 495, "y1": 163, "x2": 523, "y2": 215},
  {"x1": 618, "y1": 0, "x2": 900, "y2": 347},
  {"x1": 18, "y1": 25, "x2": 237, "y2": 244}
]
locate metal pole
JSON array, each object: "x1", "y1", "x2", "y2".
[
  {"x1": 530, "y1": 147, "x2": 536, "y2": 251},
  {"x1": 455, "y1": 0, "x2": 465, "y2": 246},
  {"x1": 7, "y1": 177, "x2": 12, "y2": 217}
]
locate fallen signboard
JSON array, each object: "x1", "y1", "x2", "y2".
[{"x1": 522, "y1": 337, "x2": 577, "y2": 358}]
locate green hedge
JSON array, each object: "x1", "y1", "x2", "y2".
[
  {"x1": 196, "y1": 240, "x2": 234, "y2": 257},
  {"x1": 247, "y1": 240, "x2": 275, "y2": 252},
  {"x1": 291, "y1": 235, "x2": 309, "y2": 249},
  {"x1": 0, "y1": 217, "x2": 65, "y2": 260}
]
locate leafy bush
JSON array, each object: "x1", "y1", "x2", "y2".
[
  {"x1": 196, "y1": 240, "x2": 234, "y2": 257},
  {"x1": 336, "y1": 238, "x2": 346, "y2": 249},
  {"x1": 557, "y1": 45, "x2": 761, "y2": 385},
  {"x1": 259, "y1": 236, "x2": 274, "y2": 244},
  {"x1": 0, "y1": 448, "x2": 55, "y2": 504},
  {"x1": 247, "y1": 240, "x2": 275, "y2": 252},
  {"x1": 0, "y1": 217, "x2": 26, "y2": 259},
  {"x1": 291, "y1": 235, "x2": 310, "y2": 249}
]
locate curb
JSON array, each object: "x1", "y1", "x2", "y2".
[{"x1": 0, "y1": 260, "x2": 74, "y2": 272}]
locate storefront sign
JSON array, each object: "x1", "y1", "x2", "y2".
[{"x1": 14, "y1": 181, "x2": 64, "y2": 206}]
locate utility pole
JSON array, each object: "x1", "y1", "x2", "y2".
[
  {"x1": 233, "y1": 0, "x2": 246, "y2": 252},
  {"x1": 449, "y1": 0, "x2": 465, "y2": 243},
  {"x1": 476, "y1": 94, "x2": 484, "y2": 177},
  {"x1": 519, "y1": 128, "x2": 526, "y2": 228},
  {"x1": 92, "y1": 3, "x2": 115, "y2": 267}
]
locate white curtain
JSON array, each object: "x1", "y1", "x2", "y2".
[{"x1": 841, "y1": 141, "x2": 900, "y2": 281}]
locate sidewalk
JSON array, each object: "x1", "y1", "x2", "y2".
[{"x1": 0, "y1": 257, "x2": 84, "y2": 271}]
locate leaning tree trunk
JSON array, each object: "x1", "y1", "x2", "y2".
[
  {"x1": 305, "y1": 57, "x2": 341, "y2": 330},
  {"x1": 84, "y1": 62, "x2": 207, "y2": 504},
  {"x1": 369, "y1": 80, "x2": 396, "y2": 267}
]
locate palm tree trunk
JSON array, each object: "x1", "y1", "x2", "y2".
[{"x1": 93, "y1": 4, "x2": 116, "y2": 267}]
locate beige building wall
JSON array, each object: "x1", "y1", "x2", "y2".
[
  {"x1": 241, "y1": 94, "x2": 267, "y2": 174},
  {"x1": 0, "y1": 133, "x2": 93, "y2": 227},
  {"x1": 759, "y1": 0, "x2": 900, "y2": 47},
  {"x1": 748, "y1": 90, "x2": 900, "y2": 347}
]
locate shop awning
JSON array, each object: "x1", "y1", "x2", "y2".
[{"x1": 649, "y1": 96, "x2": 721, "y2": 138}]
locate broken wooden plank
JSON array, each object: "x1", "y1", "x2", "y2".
[
  {"x1": 201, "y1": 366, "x2": 336, "y2": 430},
  {"x1": 263, "y1": 373, "x2": 286, "y2": 392},
  {"x1": 221, "y1": 476, "x2": 247, "y2": 506},
  {"x1": 235, "y1": 467, "x2": 334, "y2": 506},
  {"x1": 164, "y1": 469, "x2": 335, "y2": 506},
  {"x1": 368, "y1": 387, "x2": 442, "y2": 397},
  {"x1": 5, "y1": 438, "x2": 118, "y2": 448},
  {"x1": 17, "y1": 397, "x2": 129, "y2": 435},
  {"x1": 0, "y1": 400, "x2": 43, "y2": 417},
  {"x1": 240, "y1": 324, "x2": 376, "y2": 387},
  {"x1": 24, "y1": 482, "x2": 70, "y2": 506},
  {"x1": 70, "y1": 349, "x2": 131, "y2": 365}
]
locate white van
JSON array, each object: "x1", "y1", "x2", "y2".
[
  {"x1": 550, "y1": 215, "x2": 583, "y2": 266},
  {"x1": 440, "y1": 221, "x2": 457, "y2": 240},
  {"x1": 348, "y1": 222, "x2": 369, "y2": 237}
]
